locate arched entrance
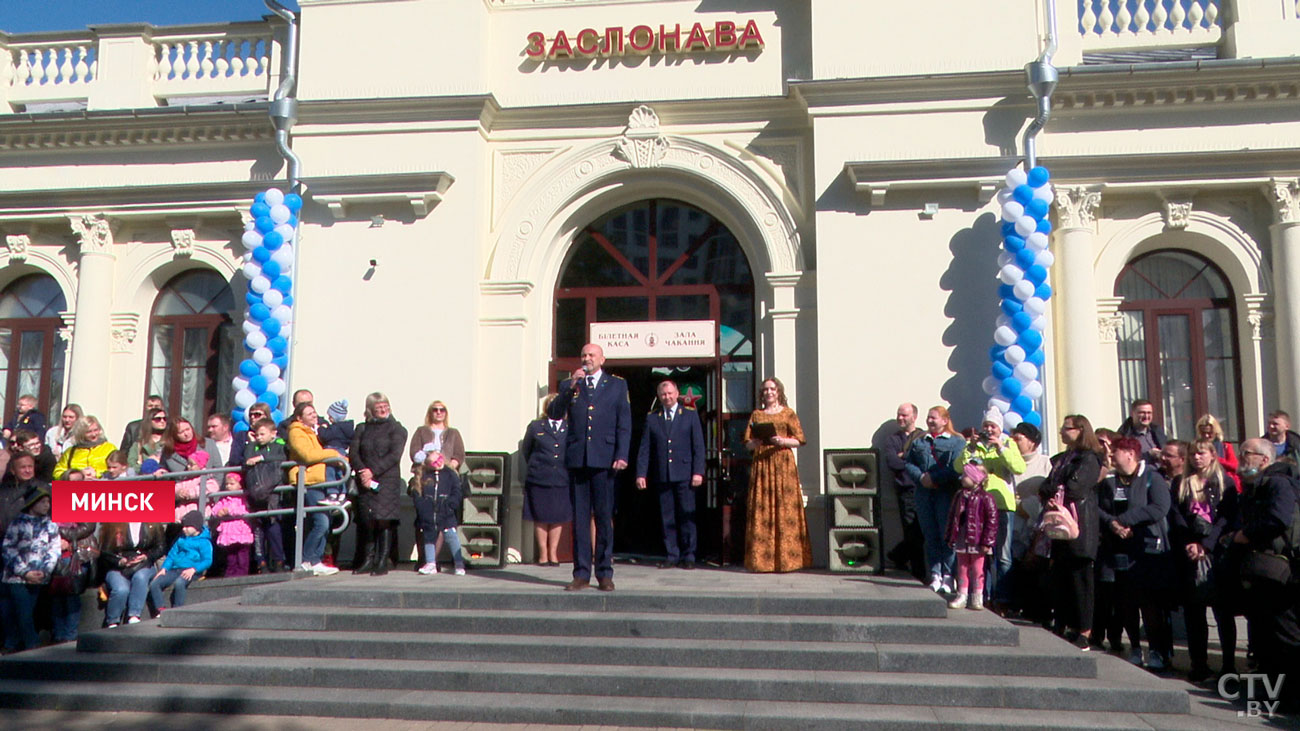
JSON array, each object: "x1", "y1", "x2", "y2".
[
  {"x1": 1114, "y1": 250, "x2": 1243, "y2": 441},
  {"x1": 551, "y1": 198, "x2": 756, "y2": 562},
  {"x1": 145, "y1": 269, "x2": 239, "y2": 426}
]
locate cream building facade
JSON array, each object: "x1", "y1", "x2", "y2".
[{"x1": 1, "y1": 0, "x2": 1298, "y2": 564}]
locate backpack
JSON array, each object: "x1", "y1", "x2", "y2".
[
  {"x1": 1040, "y1": 487, "x2": 1079, "y2": 541},
  {"x1": 245, "y1": 461, "x2": 282, "y2": 510}
]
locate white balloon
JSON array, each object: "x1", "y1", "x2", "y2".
[
  {"x1": 242, "y1": 262, "x2": 262, "y2": 280},
  {"x1": 1004, "y1": 345, "x2": 1026, "y2": 365},
  {"x1": 994, "y1": 326, "x2": 1017, "y2": 347},
  {"x1": 250, "y1": 275, "x2": 271, "y2": 294},
  {"x1": 1014, "y1": 362, "x2": 1039, "y2": 382},
  {"x1": 1003, "y1": 411, "x2": 1023, "y2": 429},
  {"x1": 244, "y1": 220, "x2": 256, "y2": 232},
  {"x1": 998, "y1": 252, "x2": 1013, "y2": 269},
  {"x1": 252, "y1": 347, "x2": 273, "y2": 365},
  {"x1": 262, "y1": 289, "x2": 284, "y2": 308},
  {"x1": 1032, "y1": 184, "x2": 1055, "y2": 204},
  {"x1": 242, "y1": 320, "x2": 259, "y2": 335},
  {"x1": 983, "y1": 376, "x2": 1000, "y2": 396},
  {"x1": 274, "y1": 223, "x2": 296, "y2": 242},
  {"x1": 1035, "y1": 249, "x2": 1055, "y2": 268},
  {"x1": 271, "y1": 305, "x2": 293, "y2": 323},
  {"x1": 232, "y1": 376, "x2": 249, "y2": 392},
  {"x1": 235, "y1": 388, "x2": 256, "y2": 409},
  {"x1": 1031, "y1": 315, "x2": 1048, "y2": 331},
  {"x1": 264, "y1": 188, "x2": 285, "y2": 206},
  {"x1": 1005, "y1": 167, "x2": 1028, "y2": 189},
  {"x1": 242, "y1": 231, "x2": 263, "y2": 249},
  {"x1": 1014, "y1": 215, "x2": 1037, "y2": 237},
  {"x1": 1025, "y1": 232, "x2": 1049, "y2": 252},
  {"x1": 1022, "y1": 380, "x2": 1044, "y2": 399},
  {"x1": 996, "y1": 188, "x2": 1014, "y2": 205},
  {"x1": 245, "y1": 331, "x2": 267, "y2": 350},
  {"x1": 1024, "y1": 297, "x2": 1047, "y2": 316},
  {"x1": 1013, "y1": 279, "x2": 1036, "y2": 302},
  {"x1": 271, "y1": 246, "x2": 293, "y2": 270},
  {"x1": 996, "y1": 314, "x2": 1011, "y2": 330},
  {"x1": 260, "y1": 363, "x2": 281, "y2": 380},
  {"x1": 1001, "y1": 200, "x2": 1025, "y2": 223},
  {"x1": 270, "y1": 204, "x2": 291, "y2": 224},
  {"x1": 989, "y1": 397, "x2": 1011, "y2": 414},
  {"x1": 999, "y1": 264, "x2": 1024, "y2": 285},
  {"x1": 266, "y1": 378, "x2": 287, "y2": 396}
]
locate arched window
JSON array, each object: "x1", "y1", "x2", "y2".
[
  {"x1": 0, "y1": 274, "x2": 67, "y2": 419},
  {"x1": 1114, "y1": 250, "x2": 1241, "y2": 441},
  {"x1": 146, "y1": 270, "x2": 239, "y2": 426}
]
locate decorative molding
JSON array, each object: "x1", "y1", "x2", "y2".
[
  {"x1": 1244, "y1": 294, "x2": 1272, "y2": 342},
  {"x1": 479, "y1": 281, "x2": 535, "y2": 297},
  {"x1": 765, "y1": 272, "x2": 804, "y2": 289},
  {"x1": 1162, "y1": 199, "x2": 1194, "y2": 230},
  {"x1": 1271, "y1": 179, "x2": 1300, "y2": 225},
  {"x1": 58, "y1": 312, "x2": 75, "y2": 343},
  {"x1": 170, "y1": 229, "x2": 196, "y2": 259},
  {"x1": 68, "y1": 213, "x2": 114, "y2": 254},
  {"x1": 613, "y1": 105, "x2": 670, "y2": 169},
  {"x1": 495, "y1": 148, "x2": 560, "y2": 223},
  {"x1": 769, "y1": 308, "x2": 800, "y2": 321},
  {"x1": 1095, "y1": 296, "x2": 1126, "y2": 345},
  {"x1": 4, "y1": 234, "x2": 30, "y2": 263},
  {"x1": 0, "y1": 122, "x2": 273, "y2": 151},
  {"x1": 109, "y1": 313, "x2": 141, "y2": 354},
  {"x1": 1055, "y1": 187, "x2": 1103, "y2": 230},
  {"x1": 308, "y1": 172, "x2": 456, "y2": 220}
]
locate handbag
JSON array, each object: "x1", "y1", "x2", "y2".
[
  {"x1": 1240, "y1": 550, "x2": 1292, "y2": 591},
  {"x1": 1041, "y1": 488, "x2": 1079, "y2": 541}
]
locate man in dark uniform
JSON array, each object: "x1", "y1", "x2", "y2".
[
  {"x1": 636, "y1": 380, "x2": 706, "y2": 570},
  {"x1": 548, "y1": 343, "x2": 630, "y2": 592}
]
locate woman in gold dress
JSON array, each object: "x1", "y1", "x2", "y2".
[{"x1": 743, "y1": 377, "x2": 812, "y2": 572}]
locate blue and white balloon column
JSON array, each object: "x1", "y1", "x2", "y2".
[
  {"x1": 983, "y1": 165, "x2": 1054, "y2": 430},
  {"x1": 231, "y1": 187, "x2": 301, "y2": 432}
]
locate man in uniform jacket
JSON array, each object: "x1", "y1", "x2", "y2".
[
  {"x1": 636, "y1": 380, "x2": 706, "y2": 569},
  {"x1": 548, "y1": 343, "x2": 630, "y2": 592}
]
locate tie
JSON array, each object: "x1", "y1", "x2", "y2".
[
  {"x1": 551, "y1": 420, "x2": 562, "y2": 432},
  {"x1": 666, "y1": 408, "x2": 674, "y2": 423},
  {"x1": 586, "y1": 375, "x2": 596, "y2": 390}
]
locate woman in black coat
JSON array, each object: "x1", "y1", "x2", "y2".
[
  {"x1": 349, "y1": 392, "x2": 407, "y2": 575},
  {"x1": 1044, "y1": 414, "x2": 1104, "y2": 647},
  {"x1": 98, "y1": 522, "x2": 166, "y2": 626}
]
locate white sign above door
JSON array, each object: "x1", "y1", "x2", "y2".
[{"x1": 589, "y1": 320, "x2": 717, "y2": 359}]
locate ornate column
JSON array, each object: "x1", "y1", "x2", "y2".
[
  {"x1": 765, "y1": 271, "x2": 803, "y2": 410},
  {"x1": 1052, "y1": 186, "x2": 1106, "y2": 422},
  {"x1": 1269, "y1": 179, "x2": 1300, "y2": 417},
  {"x1": 66, "y1": 214, "x2": 117, "y2": 418}
]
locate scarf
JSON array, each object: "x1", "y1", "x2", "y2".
[{"x1": 172, "y1": 436, "x2": 199, "y2": 460}]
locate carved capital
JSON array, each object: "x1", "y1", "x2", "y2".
[
  {"x1": 1162, "y1": 200, "x2": 1193, "y2": 230},
  {"x1": 68, "y1": 214, "x2": 114, "y2": 254},
  {"x1": 4, "y1": 234, "x2": 30, "y2": 263},
  {"x1": 1098, "y1": 314, "x2": 1125, "y2": 345},
  {"x1": 1245, "y1": 294, "x2": 1272, "y2": 342},
  {"x1": 613, "y1": 105, "x2": 669, "y2": 169},
  {"x1": 170, "y1": 229, "x2": 195, "y2": 259},
  {"x1": 109, "y1": 313, "x2": 141, "y2": 354},
  {"x1": 1271, "y1": 179, "x2": 1300, "y2": 225},
  {"x1": 1055, "y1": 187, "x2": 1102, "y2": 230}
]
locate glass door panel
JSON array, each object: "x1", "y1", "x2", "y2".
[{"x1": 1156, "y1": 314, "x2": 1193, "y2": 440}]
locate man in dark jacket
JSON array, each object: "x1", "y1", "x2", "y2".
[
  {"x1": 7, "y1": 430, "x2": 56, "y2": 484},
  {"x1": 1263, "y1": 410, "x2": 1300, "y2": 465},
  {"x1": 635, "y1": 380, "x2": 706, "y2": 570},
  {"x1": 884, "y1": 403, "x2": 926, "y2": 580},
  {"x1": 1116, "y1": 399, "x2": 1167, "y2": 466}
]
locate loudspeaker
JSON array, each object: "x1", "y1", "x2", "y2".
[
  {"x1": 831, "y1": 494, "x2": 875, "y2": 529},
  {"x1": 828, "y1": 528, "x2": 882, "y2": 573},
  {"x1": 463, "y1": 453, "x2": 509, "y2": 495},
  {"x1": 823, "y1": 449, "x2": 879, "y2": 495},
  {"x1": 460, "y1": 525, "x2": 502, "y2": 567},
  {"x1": 461, "y1": 495, "x2": 499, "y2": 525},
  {"x1": 460, "y1": 452, "x2": 511, "y2": 568}
]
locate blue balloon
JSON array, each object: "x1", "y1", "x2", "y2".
[
  {"x1": 1001, "y1": 298, "x2": 1024, "y2": 316},
  {"x1": 1023, "y1": 410, "x2": 1043, "y2": 427},
  {"x1": 262, "y1": 318, "x2": 281, "y2": 337},
  {"x1": 245, "y1": 291, "x2": 262, "y2": 307},
  {"x1": 1011, "y1": 396, "x2": 1034, "y2": 415},
  {"x1": 1015, "y1": 249, "x2": 1036, "y2": 269},
  {"x1": 281, "y1": 295, "x2": 293, "y2": 307},
  {"x1": 255, "y1": 216, "x2": 275, "y2": 233},
  {"x1": 239, "y1": 359, "x2": 260, "y2": 378},
  {"x1": 990, "y1": 344, "x2": 1007, "y2": 362},
  {"x1": 267, "y1": 336, "x2": 288, "y2": 356},
  {"x1": 1004, "y1": 235, "x2": 1025, "y2": 253},
  {"x1": 992, "y1": 361, "x2": 1013, "y2": 380},
  {"x1": 1027, "y1": 347, "x2": 1045, "y2": 366},
  {"x1": 1026, "y1": 199, "x2": 1050, "y2": 221},
  {"x1": 261, "y1": 260, "x2": 281, "y2": 280},
  {"x1": 270, "y1": 408, "x2": 284, "y2": 424},
  {"x1": 250, "y1": 202, "x2": 270, "y2": 219},
  {"x1": 1000, "y1": 377, "x2": 1022, "y2": 399},
  {"x1": 1025, "y1": 265, "x2": 1048, "y2": 285},
  {"x1": 284, "y1": 193, "x2": 303, "y2": 212},
  {"x1": 253, "y1": 192, "x2": 267, "y2": 206},
  {"x1": 262, "y1": 231, "x2": 283, "y2": 251},
  {"x1": 998, "y1": 284, "x2": 1017, "y2": 300},
  {"x1": 272, "y1": 356, "x2": 288, "y2": 371},
  {"x1": 272, "y1": 276, "x2": 293, "y2": 294},
  {"x1": 1027, "y1": 166, "x2": 1051, "y2": 188},
  {"x1": 233, "y1": 418, "x2": 249, "y2": 434},
  {"x1": 262, "y1": 393, "x2": 280, "y2": 411},
  {"x1": 1036, "y1": 218, "x2": 1052, "y2": 235},
  {"x1": 1012, "y1": 311, "x2": 1034, "y2": 331},
  {"x1": 1035, "y1": 283, "x2": 1053, "y2": 301},
  {"x1": 287, "y1": 215, "x2": 298, "y2": 228},
  {"x1": 1001, "y1": 221, "x2": 1015, "y2": 237},
  {"x1": 249, "y1": 303, "x2": 271, "y2": 322},
  {"x1": 252, "y1": 246, "x2": 271, "y2": 264},
  {"x1": 1018, "y1": 329, "x2": 1044, "y2": 351},
  {"x1": 248, "y1": 375, "x2": 268, "y2": 394},
  {"x1": 1013, "y1": 185, "x2": 1034, "y2": 205}
]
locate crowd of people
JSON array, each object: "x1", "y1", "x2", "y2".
[{"x1": 885, "y1": 399, "x2": 1299, "y2": 707}]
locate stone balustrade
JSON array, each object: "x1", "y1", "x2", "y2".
[
  {"x1": 1078, "y1": 0, "x2": 1223, "y2": 53},
  {"x1": 0, "y1": 21, "x2": 281, "y2": 113}
]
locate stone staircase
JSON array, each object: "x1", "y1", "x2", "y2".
[{"x1": 0, "y1": 567, "x2": 1208, "y2": 729}]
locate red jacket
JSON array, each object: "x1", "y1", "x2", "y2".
[{"x1": 946, "y1": 486, "x2": 999, "y2": 551}]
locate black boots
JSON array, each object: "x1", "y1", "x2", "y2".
[
  {"x1": 371, "y1": 526, "x2": 395, "y2": 576},
  {"x1": 352, "y1": 529, "x2": 377, "y2": 575}
]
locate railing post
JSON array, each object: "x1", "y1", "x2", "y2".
[
  {"x1": 294, "y1": 464, "x2": 306, "y2": 569},
  {"x1": 1224, "y1": 0, "x2": 1300, "y2": 58},
  {"x1": 1053, "y1": 0, "x2": 1084, "y2": 67},
  {"x1": 0, "y1": 32, "x2": 13, "y2": 113},
  {"x1": 87, "y1": 23, "x2": 157, "y2": 110}
]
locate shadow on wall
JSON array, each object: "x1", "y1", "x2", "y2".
[
  {"x1": 982, "y1": 96, "x2": 1033, "y2": 158},
  {"x1": 939, "y1": 212, "x2": 1002, "y2": 431}
]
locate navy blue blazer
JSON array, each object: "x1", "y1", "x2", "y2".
[
  {"x1": 547, "y1": 372, "x2": 631, "y2": 469},
  {"x1": 523, "y1": 418, "x2": 569, "y2": 488},
  {"x1": 636, "y1": 406, "x2": 706, "y2": 484}
]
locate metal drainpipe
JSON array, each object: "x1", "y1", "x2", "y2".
[
  {"x1": 1022, "y1": 0, "x2": 1060, "y2": 169},
  {"x1": 265, "y1": 0, "x2": 301, "y2": 193}
]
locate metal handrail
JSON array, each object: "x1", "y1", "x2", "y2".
[{"x1": 130, "y1": 456, "x2": 353, "y2": 568}]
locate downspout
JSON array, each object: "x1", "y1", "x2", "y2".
[
  {"x1": 265, "y1": 0, "x2": 301, "y2": 193},
  {"x1": 1021, "y1": 0, "x2": 1060, "y2": 168}
]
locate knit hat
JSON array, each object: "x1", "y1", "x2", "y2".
[
  {"x1": 982, "y1": 408, "x2": 1004, "y2": 427},
  {"x1": 1011, "y1": 422, "x2": 1041, "y2": 445},
  {"x1": 139, "y1": 458, "x2": 161, "y2": 475},
  {"x1": 327, "y1": 399, "x2": 349, "y2": 423},
  {"x1": 962, "y1": 462, "x2": 987, "y2": 486},
  {"x1": 225, "y1": 472, "x2": 243, "y2": 485},
  {"x1": 22, "y1": 483, "x2": 51, "y2": 512},
  {"x1": 180, "y1": 510, "x2": 204, "y2": 531},
  {"x1": 189, "y1": 450, "x2": 210, "y2": 469}
]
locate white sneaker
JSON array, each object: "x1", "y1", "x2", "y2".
[
  {"x1": 928, "y1": 575, "x2": 943, "y2": 593},
  {"x1": 941, "y1": 577, "x2": 955, "y2": 595},
  {"x1": 453, "y1": 567, "x2": 466, "y2": 576},
  {"x1": 105, "y1": 623, "x2": 119, "y2": 629},
  {"x1": 969, "y1": 594, "x2": 984, "y2": 610},
  {"x1": 948, "y1": 592, "x2": 968, "y2": 609},
  {"x1": 126, "y1": 616, "x2": 140, "y2": 625},
  {"x1": 1146, "y1": 650, "x2": 1166, "y2": 671},
  {"x1": 299, "y1": 562, "x2": 314, "y2": 572},
  {"x1": 310, "y1": 563, "x2": 339, "y2": 576},
  {"x1": 417, "y1": 563, "x2": 438, "y2": 575}
]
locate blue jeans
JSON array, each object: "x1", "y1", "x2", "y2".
[
  {"x1": 3, "y1": 583, "x2": 41, "y2": 651},
  {"x1": 303, "y1": 488, "x2": 329, "y2": 565},
  {"x1": 915, "y1": 486, "x2": 955, "y2": 580},
  {"x1": 324, "y1": 464, "x2": 346, "y2": 500},
  {"x1": 984, "y1": 510, "x2": 1015, "y2": 602},
  {"x1": 50, "y1": 592, "x2": 83, "y2": 641},
  {"x1": 423, "y1": 528, "x2": 464, "y2": 569},
  {"x1": 149, "y1": 569, "x2": 193, "y2": 609},
  {"x1": 104, "y1": 567, "x2": 155, "y2": 624}
]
